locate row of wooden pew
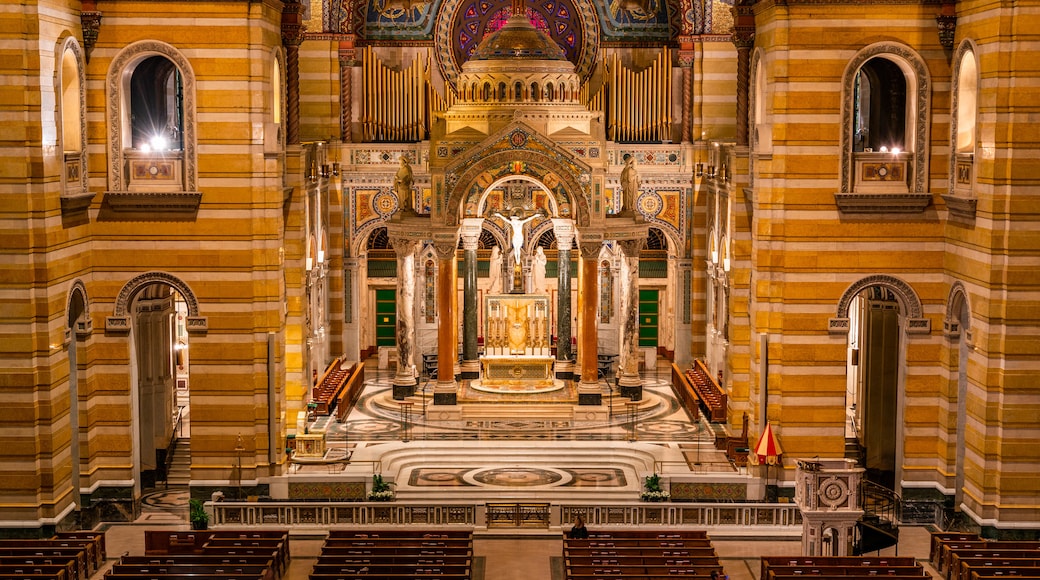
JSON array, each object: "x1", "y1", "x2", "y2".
[
  {"x1": 930, "y1": 532, "x2": 1040, "y2": 580},
  {"x1": 564, "y1": 529, "x2": 724, "y2": 579},
  {"x1": 133, "y1": 529, "x2": 290, "y2": 580},
  {"x1": 310, "y1": 529, "x2": 474, "y2": 580},
  {"x1": 0, "y1": 531, "x2": 105, "y2": 580},
  {"x1": 685, "y1": 361, "x2": 727, "y2": 422},
  {"x1": 761, "y1": 556, "x2": 927, "y2": 580}
]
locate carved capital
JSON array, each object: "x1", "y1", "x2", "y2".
[
  {"x1": 281, "y1": 0, "x2": 307, "y2": 46},
  {"x1": 432, "y1": 242, "x2": 458, "y2": 261},
  {"x1": 617, "y1": 238, "x2": 645, "y2": 259},
  {"x1": 578, "y1": 241, "x2": 602, "y2": 259},
  {"x1": 388, "y1": 236, "x2": 418, "y2": 257},
  {"x1": 731, "y1": 29, "x2": 755, "y2": 50},
  {"x1": 678, "y1": 49, "x2": 696, "y2": 68}
]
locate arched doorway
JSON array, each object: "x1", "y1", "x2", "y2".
[
  {"x1": 838, "y1": 276, "x2": 922, "y2": 490},
  {"x1": 130, "y1": 283, "x2": 191, "y2": 490},
  {"x1": 845, "y1": 285, "x2": 900, "y2": 488},
  {"x1": 111, "y1": 272, "x2": 202, "y2": 492}
]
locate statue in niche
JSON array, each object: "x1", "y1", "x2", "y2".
[
  {"x1": 620, "y1": 154, "x2": 642, "y2": 218},
  {"x1": 394, "y1": 156, "x2": 414, "y2": 213},
  {"x1": 488, "y1": 246, "x2": 503, "y2": 294},
  {"x1": 532, "y1": 246, "x2": 547, "y2": 294}
]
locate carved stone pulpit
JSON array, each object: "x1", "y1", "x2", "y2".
[{"x1": 794, "y1": 458, "x2": 865, "y2": 556}]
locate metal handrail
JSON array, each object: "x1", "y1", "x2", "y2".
[{"x1": 161, "y1": 406, "x2": 185, "y2": 489}]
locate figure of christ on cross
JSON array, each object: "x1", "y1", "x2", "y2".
[{"x1": 492, "y1": 208, "x2": 546, "y2": 266}]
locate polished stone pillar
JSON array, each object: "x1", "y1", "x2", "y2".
[
  {"x1": 577, "y1": 241, "x2": 602, "y2": 405},
  {"x1": 553, "y1": 219, "x2": 574, "y2": 380},
  {"x1": 617, "y1": 239, "x2": 646, "y2": 400},
  {"x1": 433, "y1": 241, "x2": 459, "y2": 405},
  {"x1": 459, "y1": 219, "x2": 483, "y2": 379},
  {"x1": 389, "y1": 235, "x2": 418, "y2": 399}
]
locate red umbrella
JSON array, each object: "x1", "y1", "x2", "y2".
[{"x1": 753, "y1": 422, "x2": 783, "y2": 465}]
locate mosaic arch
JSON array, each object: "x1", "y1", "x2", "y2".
[
  {"x1": 434, "y1": 0, "x2": 600, "y2": 89},
  {"x1": 834, "y1": 274, "x2": 923, "y2": 320},
  {"x1": 445, "y1": 149, "x2": 592, "y2": 228}
]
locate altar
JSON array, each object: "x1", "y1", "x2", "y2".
[{"x1": 474, "y1": 294, "x2": 562, "y2": 393}]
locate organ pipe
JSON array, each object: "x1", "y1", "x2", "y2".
[
  {"x1": 606, "y1": 47, "x2": 672, "y2": 143},
  {"x1": 361, "y1": 47, "x2": 435, "y2": 142}
]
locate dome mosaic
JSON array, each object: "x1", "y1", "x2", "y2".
[{"x1": 468, "y1": 12, "x2": 567, "y2": 61}]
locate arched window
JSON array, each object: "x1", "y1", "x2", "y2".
[
  {"x1": 853, "y1": 57, "x2": 905, "y2": 154},
  {"x1": 531, "y1": 82, "x2": 540, "y2": 102},
  {"x1": 514, "y1": 81, "x2": 524, "y2": 101},
  {"x1": 498, "y1": 82, "x2": 507, "y2": 101},
  {"x1": 839, "y1": 44, "x2": 930, "y2": 208},
  {"x1": 558, "y1": 82, "x2": 566, "y2": 101},
  {"x1": 61, "y1": 48, "x2": 82, "y2": 153},
  {"x1": 273, "y1": 56, "x2": 283, "y2": 126},
  {"x1": 955, "y1": 54, "x2": 977, "y2": 154},
  {"x1": 546, "y1": 83, "x2": 555, "y2": 101},
  {"x1": 951, "y1": 44, "x2": 979, "y2": 200},
  {"x1": 482, "y1": 82, "x2": 491, "y2": 101},
  {"x1": 58, "y1": 40, "x2": 88, "y2": 198},
  {"x1": 130, "y1": 55, "x2": 184, "y2": 151},
  {"x1": 107, "y1": 41, "x2": 198, "y2": 197}
]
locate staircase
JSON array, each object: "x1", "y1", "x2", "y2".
[
  {"x1": 854, "y1": 480, "x2": 900, "y2": 555},
  {"x1": 166, "y1": 439, "x2": 191, "y2": 487}
]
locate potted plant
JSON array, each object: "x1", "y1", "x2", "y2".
[
  {"x1": 641, "y1": 473, "x2": 670, "y2": 502},
  {"x1": 189, "y1": 498, "x2": 209, "y2": 530},
  {"x1": 368, "y1": 474, "x2": 395, "y2": 501}
]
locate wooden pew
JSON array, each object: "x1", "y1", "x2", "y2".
[
  {"x1": 947, "y1": 547, "x2": 1040, "y2": 578},
  {"x1": 954, "y1": 557, "x2": 1040, "y2": 580},
  {"x1": 326, "y1": 536, "x2": 474, "y2": 544},
  {"x1": 670, "y1": 363, "x2": 701, "y2": 421},
  {"x1": 761, "y1": 555, "x2": 919, "y2": 580},
  {"x1": 0, "y1": 564, "x2": 70, "y2": 580},
  {"x1": 0, "y1": 558, "x2": 77, "y2": 580},
  {"x1": 940, "y1": 542, "x2": 1040, "y2": 572},
  {"x1": 932, "y1": 532, "x2": 981, "y2": 566},
  {"x1": 764, "y1": 565, "x2": 927, "y2": 579},
  {"x1": 0, "y1": 549, "x2": 88, "y2": 580},
  {"x1": 0, "y1": 540, "x2": 95, "y2": 574},
  {"x1": 53, "y1": 533, "x2": 105, "y2": 568},
  {"x1": 202, "y1": 538, "x2": 285, "y2": 573},
  {"x1": 108, "y1": 563, "x2": 272, "y2": 580}
]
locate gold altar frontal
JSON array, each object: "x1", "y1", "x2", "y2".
[{"x1": 472, "y1": 355, "x2": 563, "y2": 394}]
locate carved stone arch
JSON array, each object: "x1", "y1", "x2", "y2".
[
  {"x1": 106, "y1": 40, "x2": 198, "y2": 192},
  {"x1": 108, "y1": 272, "x2": 206, "y2": 334},
  {"x1": 839, "y1": 42, "x2": 930, "y2": 194},
  {"x1": 445, "y1": 148, "x2": 591, "y2": 228},
  {"x1": 944, "y1": 280, "x2": 972, "y2": 339},
  {"x1": 55, "y1": 35, "x2": 89, "y2": 195},
  {"x1": 66, "y1": 279, "x2": 92, "y2": 338},
  {"x1": 831, "y1": 274, "x2": 929, "y2": 335}
]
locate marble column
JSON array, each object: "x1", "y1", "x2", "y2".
[
  {"x1": 433, "y1": 240, "x2": 459, "y2": 405},
  {"x1": 553, "y1": 219, "x2": 574, "y2": 380},
  {"x1": 459, "y1": 219, "x2": 483, "y2": 379},
  {"x1": 617, "y1": 239, "x2": 646, "y2": 400},
  {"x1": 389, "y1": 236, "x2": 418, "y2": 399},
  {"x1": 577, "y1": 241, "x2": 602, "y2": 405}
]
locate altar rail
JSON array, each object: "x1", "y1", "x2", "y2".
[{"x1": 209, "y1": 501, "x2": 802, "y2": 534}]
